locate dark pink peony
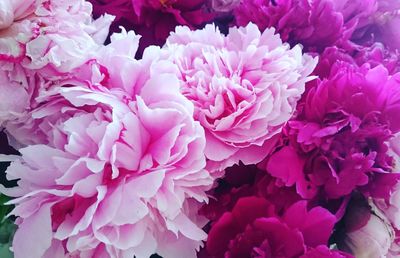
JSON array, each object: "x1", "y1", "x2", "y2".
[
  {"x1": 205, "y1": 196, "x2": 339, "y2": 258},
  {"x1": 88, "y1": 0, "x2": 137, "y2": 36},
  {"x1": 266, "y1": 62, "x2": 400, "y2": 199},
  {"x1": 233, "y1": 0, "x2": 359, "y2": 52},
  {"x1": 349, "y1": 0, "x2": 400, "y2": 50},
  {"x1": 314, "y1": 44, "x2": 400, "y2": 79},
  {"x1": 200, "y1": 163, "x2": 302, "y2": 223},
  {"x1": 89, "y1": 0, "x2": 214, "y2": 54}
]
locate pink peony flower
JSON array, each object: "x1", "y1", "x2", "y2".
[
  {"x1": 0, "y1": 0, "x2": 114, "y2": 131},
  {"x1": 205, "y1": 197, "x2": 338, "y2": 257},
  {"x1": 267, "y1": 62, "x2": 400, "y2": 199},
  {"x1": 2, "y1": 28, "x2": 166, "y2": 148},
  {"x1": 0, "y1": 0, "x2": 113, "y2": 71},
  {"x1": 339, "y1": 197, "x2": 397, "y2": 258},
  {"x1": 372, "y1": 135, "x2": 400, "y2": 231},
  {"x1": 301, "y1": 245, "x2": 354, "y2": 258},
  {"x1": 375, "y1": 181, "x2": 400, "y2": 230},
  {"x1": 389, "y1": 133, "x2": 400, "y2": 171},
  {"x1": 388, "y1": 229, "x2": 400, "y2": 258},
  {"x1": 1, "y1": 71, "x2": 213, "y2": 257},
  {"x1": 161, "y1": 23, "x2": 317, "y2": 171}
]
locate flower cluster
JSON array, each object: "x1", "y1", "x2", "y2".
[{"x1": 1, "y1": 0, "x2": 400, "y2": 258}]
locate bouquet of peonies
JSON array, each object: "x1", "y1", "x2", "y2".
[{"x1": 0, "y1": 0, "x2": 400, "y2": 257}]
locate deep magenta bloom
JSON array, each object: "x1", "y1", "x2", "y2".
[
  {"x1": 233, "y1": 0, "x2": 346, "y2": 52},
  {"x1": 232, "y1": 0, "x2": 392, "y2": 52},
  {"x1": 350, "y1": 0, "x2": 400, "y2": 51},
  {"x1": 199, "y1": 163, "x2": 302, "y2": 223},
  {"x1": 266, "y1": 62, "x2": 400, "y2": 199},
  {"x1": 205, "y1": 197, "x2": 338, "y2": 258},
  {"x1": 89, "y1": 0, "x2": 214, "y2": 54}
]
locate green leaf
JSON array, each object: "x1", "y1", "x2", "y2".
[
  {"x1": 0, "y1": 195, "x2": 11, "y2": 224},
  {"x1": 0, "y1": 219, "x2": 16, "y2": 243},
  {"x1": 0, "y1": 243, "x2": 13, "y2": 258}
]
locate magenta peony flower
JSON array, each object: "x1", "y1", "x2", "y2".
[
  {"x1": 232, "y1": 0, "x2": 383, "y2": 52},
  {"x1": 160, "y1": 23, "x2": 317, "y2": 171},
  {"x1": 205, "y1": 197, "x2": 338, "y2": 257},
  {"x1": 350, "y1": 0, "x2": 400, "y2": 50},
  {"x1": 352, "y1": 43, "x2": 400, "y2": 74},
  {"x1": 233, "y1": 0, "x2": 344, "y2": 52},
  {"x1": 200, "y1": 163, "x2": 302, "y2": 223},
  {"x1": 89, "y1": 0, "x2": 214, "y2": 55},
  {"x1": 1, "y1": 70, "x2": 213, "y2": 257},
  {"x1": 314, "y1": 44, "x2": 400, "y2": 79},
  {"x1": 88, "y1": 0, "x2": 137, "y2": 36},
  {"x1": 267, "y1": 62, "x2": 400, "y2": 199}
]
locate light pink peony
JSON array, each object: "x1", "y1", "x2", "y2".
[
  {"x1": 0, "y1": 0, "x2": 113, "y2": 70},
  {"x1": 374, "y1": 133, "x2": 400, "y2": 229},
  {"x1": 389, "y1": 133, "x2": 400, "y2": 172},
  {"x1": 376, "y1": 181, "x2": 400, "y2": 230},
  {"x1": 341, "y1": 199, "x2": 396, "y2": 258},
  {"x1": 2, "y1": 74, "x2": 213, "y2": 258},
  {"x1": 0, "y1": 0, "x2": 113, "y2": 133},
  {"x1": 160, "y1": 23, "x2": 317, "y2": 171},
  {"x1": 2, "y1": 29, "x2": 153, "y2": 148}
]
